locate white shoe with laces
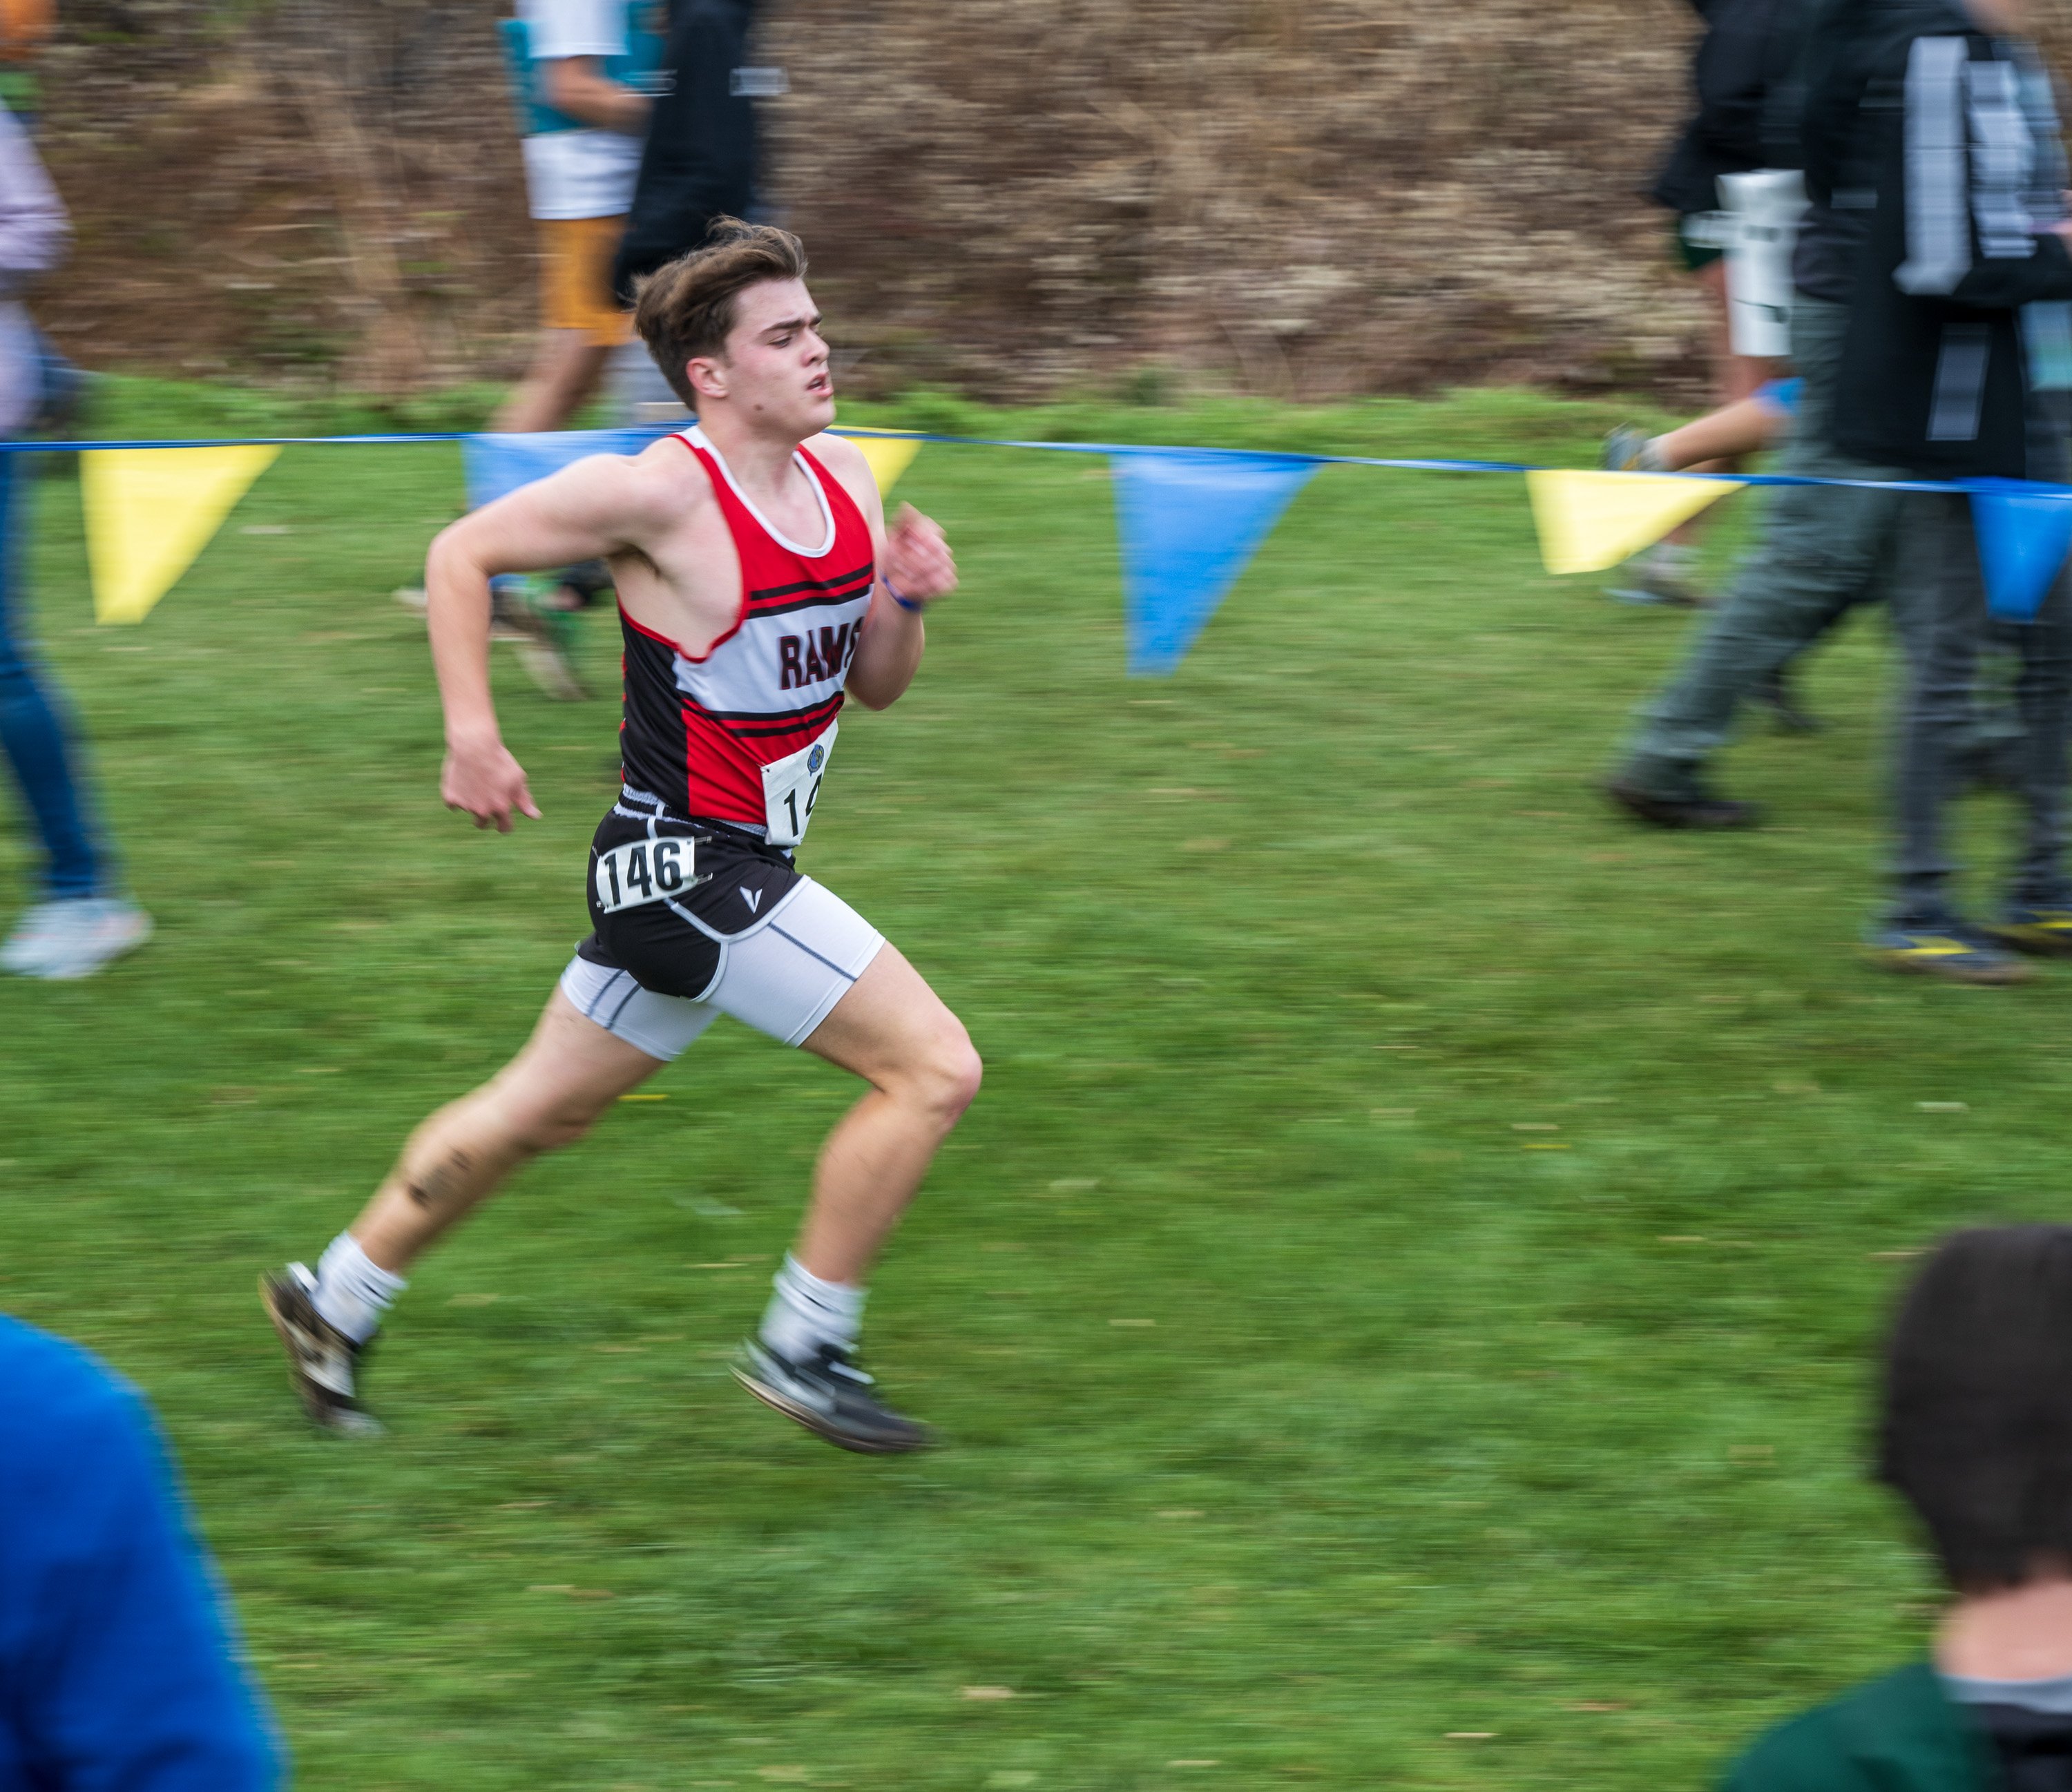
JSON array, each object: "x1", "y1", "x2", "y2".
[{"x1": 2, "y1": 897, "x2": 152, "y2": 979}]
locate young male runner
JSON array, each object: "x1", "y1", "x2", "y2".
[{"x1": 264, "y1": 220, "x2": 977, "y2": 1454}]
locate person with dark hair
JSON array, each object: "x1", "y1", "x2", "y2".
[
  {"x1": 1722, "y1": 1224, "x2": 2072, "y2": 1790},
  {"x1": 0, "y1": 1314, "x2": 280, "y2": 1789},
  {"x1": 265, "y1": 222, "x2": 974, "y2": 1456}
]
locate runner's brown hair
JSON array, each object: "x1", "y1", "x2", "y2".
[{"x1": 633, "y1": 218, "x2": 809, "y2": 410}]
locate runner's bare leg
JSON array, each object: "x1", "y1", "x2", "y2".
[
  {"x1": 348, "y1": 990, "x2": 664, "y2": 1274},
  {"x1": 791, "y1": 945, "x2": 982, "y2": 1284},
  {"x1": 345, "y1": 943, "x2": 977, "y2": 1283}
]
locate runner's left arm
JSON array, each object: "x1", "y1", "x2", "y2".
[{"x1": 815, "y1": 442, "x2": 957, "y2": 710}]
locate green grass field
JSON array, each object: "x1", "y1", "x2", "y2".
[{"x1": 1, "y1": 380, "x2": 2061, "y2": 1791}]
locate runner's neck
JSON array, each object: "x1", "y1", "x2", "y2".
[{"x1": 693, "y1": 411, "x2": 815, "y2": 507}]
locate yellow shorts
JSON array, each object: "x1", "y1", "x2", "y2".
[{"x1": 538, "y1": 215, "x2": 634, "y2": 347}]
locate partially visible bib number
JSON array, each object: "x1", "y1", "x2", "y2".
[
  {"x1": 760, "y1": 721, "x2": 837, "y2": 848},
  {"x1": 593, "y1": 834, "x2": 700, "y2": 915}
]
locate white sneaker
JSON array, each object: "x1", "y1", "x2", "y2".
[
  {"x1": 0, "y1": 900, "x2": 63, "y2": 971},
  {"x1": 2, "y1": 897, "x2": 152, "y2": 980}
]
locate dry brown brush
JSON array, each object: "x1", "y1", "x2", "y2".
[{"x1": 36, "y1": 0, "x2": 1796, "y2": 403}]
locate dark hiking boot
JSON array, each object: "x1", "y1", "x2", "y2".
[{"x1": 1604, "y1": 775, "x2": 1761, "y2": 830}]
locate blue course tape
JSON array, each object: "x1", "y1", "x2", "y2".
[
  {"x1": 829, "y1": 426, "x2": 1967, "y2": 494},
  {"x1": 0, "y1": 420, "x2": 2020, "y2": 497},
  {"x1": 12, "y1": 430, "x2": 481, "y2": 450}
]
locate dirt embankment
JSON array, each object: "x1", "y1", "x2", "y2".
[{"x1": 37, "y1": 0, "x2": 1734, "y2": 404}]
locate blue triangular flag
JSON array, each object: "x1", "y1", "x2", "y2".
[
  {"x1": 1969, "y1": 476, "x2": 2072, "y2": 621},
  {"x1": 461, "y1": 425, "x2": 675, "y2": 510},
  {"x1": 1113, "y1": 450, "x2": 1318, "y2": 676}
]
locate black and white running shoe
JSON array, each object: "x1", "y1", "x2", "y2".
[
  {"x1": 260, "y1": 1264, "x2": 385, "y2": 1436},
  {"x1": 732, "y1": 1338, "x2": 934, "y2": 1454}
]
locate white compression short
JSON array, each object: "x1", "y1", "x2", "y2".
[{"x1": 558, "y1": 877, "x2": 886, "y2": 1061}]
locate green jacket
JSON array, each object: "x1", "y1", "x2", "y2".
[{"x1": 1724, "y1": 1664, "x2": 1999, "y2": 1792}]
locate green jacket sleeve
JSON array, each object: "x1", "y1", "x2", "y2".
[{"x1": 1718, "y1": 1664, "x2": 1995, "y2": 1792}]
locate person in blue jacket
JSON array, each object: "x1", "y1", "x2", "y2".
[{"x1": 0, "y1": 1315, "x2": 280, "y2": 1791}]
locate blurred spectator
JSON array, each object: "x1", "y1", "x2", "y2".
[
  {"x1": 0, "y1": 1313, "x2": 280, "y2": 1789},
  {"x1": 496, "y1": 0, "x2": 665, "y2": 434},
  {"x1": 499, "y1": 0, "x2": 774, "y2": 696},
  {"x1": 1836, "y1": 0, "x2": 2072, "y2": 984},
  {"x1": 611, "y1": 0, "x2": 765, "y2": 298},
  {"x1": 1605, "y1": 0, "x2": 1943, "y2": 827},
  {"x1": 0, "y1": 0, "x2": 52, "y2": 124},
  {"x1": 1721, "y1": 1226, "x2": 2072, "y2": 1791},
  {"x1": 0, "y1": 100, "x2": 148, "y2": 980},
  {"x1": 466, "y1": 0, "x2": 666, "y2": 700},
  {"x1": 1649, "y1": 0, "x2": 1809, "y2": 398},
  {"x1": 607, "y1": 0, "x2": 768, "y2": 421},
  {"x1": 1604, "y1": 378, "x2": 1801, "y2": 483},
  {"x1": 1615, "y1": 0, "x2": 1809, "y2": 606},
  {"x1": 1603, "y1": 380, "x2": 1820, "y2": 727}
]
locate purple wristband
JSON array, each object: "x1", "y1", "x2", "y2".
[{"x1": 884, "y1": 577, "x2": 926, "y2": 613}]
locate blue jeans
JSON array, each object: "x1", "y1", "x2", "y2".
[
  {"x1": 0, "y1": 450, "x2": 104, "y2": 898},
  {"x1": 1889, "y1": 493, "x2": 2072, "y2": 916},
  {"x1": 1620, "y1": 296, "x2": 1906, "y2": 784}
]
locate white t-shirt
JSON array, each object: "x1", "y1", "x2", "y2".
[{"x1": 517, "y1": 0, "x2": 649, "y2": 222}]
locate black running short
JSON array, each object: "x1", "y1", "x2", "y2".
[
  {"x1": 562, "y1": 800, "x2": 886, "y2": 1056},
  {"x1": 577, "y1": 806, "x2": 803, "y2": 999}
]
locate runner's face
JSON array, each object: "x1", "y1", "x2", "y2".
[{"x1": 716, "y1": 279, "x2": 834, "y2": 437}]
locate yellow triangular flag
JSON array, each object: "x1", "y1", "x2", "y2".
[
  {"x1": 1525, "y1": 469, "x2": 1745, "y2": 577},
  {"x1": 84, "y1": 444, "x2": 282, "y2": 624},
  {"x1": 849, "y1": 433, "x2": 921, "y2": 499}
]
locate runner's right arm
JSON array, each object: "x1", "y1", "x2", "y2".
[{"x1": 424, "y1": 453, "x2": 673, "y2": 832}]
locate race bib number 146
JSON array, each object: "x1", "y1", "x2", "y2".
[{"x1": 593, "y1": 834, "x2": 699, "y2": 915}]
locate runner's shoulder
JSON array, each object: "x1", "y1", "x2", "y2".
[
  {"x1": 612, "y1": 430, "x2": 719, "y2": 527},
  {"x1": 804, "y1": 432, "x2": 883, "y2": 518}
]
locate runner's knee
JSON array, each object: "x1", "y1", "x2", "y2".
[
  {"x1": 894, "y1": 1023, "x2": 982, "y2": 1127},
  {"x1": 492, "y1": 1079, "x2": 617, "y2": 1155},
  {"x1": 523, "y1": 1109, "x2": 596, "y2": 1153}
]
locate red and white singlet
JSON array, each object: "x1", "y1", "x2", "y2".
[{"x1": 616, "y1": 425, "x2": 876, "y2": 845}]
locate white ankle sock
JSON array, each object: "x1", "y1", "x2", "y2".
[
  {"x1": 759, "y1": 1254, "x2": 865, "y2": 1362},
  {"x1": 311, "y1": 1233, "x2": 407, "y2": 1345}
]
